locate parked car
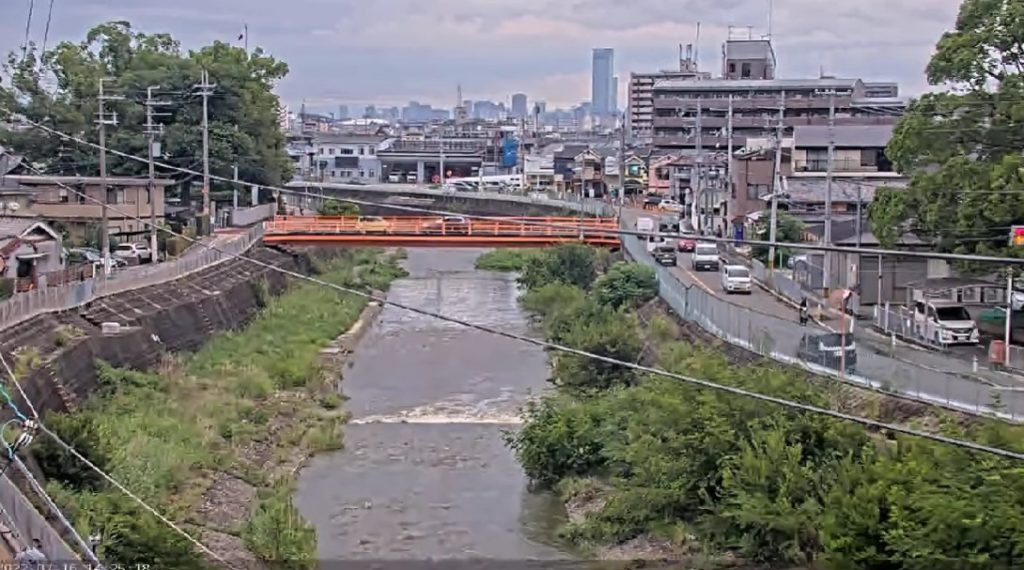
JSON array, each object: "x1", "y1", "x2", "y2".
[
  {"x1": 658, "y1": 199, "x2": 684, "y2": 213},
  {"x1": 355, "y1": 216, "x2": 392, "y2": 233},
  {"x1": 677, "y1": 238, "x2": 696, "y2": 252},
  {"x1": 113, "y1": 242, "x2": 152, "y2": 264},
  {"x1": 797, "y1": 332, "x2": 857, "y2": 374},
  {"x1": 720, "y1": 265, "x2": 752, "y2": 294},
  {"x1": 912, "y1": 299, "x2": 980, "y2": 345}
]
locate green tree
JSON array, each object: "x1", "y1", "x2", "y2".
[
  {"x1": 0, "y1": 21, "x2": 292, "y2": 194},
  {"x1": 870, "y1": 0, "x2": 1024, "y2": 257},
  {"x1": 752, "y1": 211, "x2": 804, "y2": 264},
  {"x1": 518, "y1": 244, "x2": 598, "y2": 291},
  {"x1": 318, "y1": 199, "x2": 360, "y2": 216},
  {"x1": 592, "y1": 262, "x2": 658, "y2": 309}
]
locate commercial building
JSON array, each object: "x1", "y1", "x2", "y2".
[{"x1": 592, "y1": 48, "x2": 616, "y2": 118}]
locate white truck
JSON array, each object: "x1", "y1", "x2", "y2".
[
  {"x1": 636, "y1": 217, "x2": 665, "y2": 252},
  {"x1": 691, "y1": 242, "x2": 720, "y2": 272}
]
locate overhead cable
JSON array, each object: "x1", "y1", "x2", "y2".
[{"x1": 6, "y1": 159, "x2": 1024, "y2": 464}]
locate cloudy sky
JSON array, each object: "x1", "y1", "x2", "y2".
[{"x1": 4, "y1": 0, "x2": 961, "y2": 112}]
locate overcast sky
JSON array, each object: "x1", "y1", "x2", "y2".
[{"x1": 4, "y1": 0, "x2": 961, "y2": 112}]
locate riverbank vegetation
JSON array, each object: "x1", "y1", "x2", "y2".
[
  {"x1": 473, "y1": 249, "x2": 542, "y2": 272},
  {"x1": 498, "y1": 244, "x2": 1024, "y2": 567},
  {"x1": 33, "y1": 249, "x2": 406, "y2": 568}
]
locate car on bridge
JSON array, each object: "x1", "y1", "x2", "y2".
[
  {"x1": 355, "y1": 216, "x2": 392, "y2": 233},
  {"x1": 652, "y1": 243, "x2": 677, "y2": 266},
  {"x1": 423, "y1": 216, "x2": 470, "y2": 235}
]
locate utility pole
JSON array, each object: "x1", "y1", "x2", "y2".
[
  {"x1": 823, "y1": 91, "x2": 836, "y2": 297},
  {"x1": 768, "y1": 91, "x2": 785, "y2": 273},
  {"x1": 96, "y1": 78, "x2": 123, "y2": 275},
  {"x1": 694, "y1": 96, "x2": 703, "y2": 233},
  {"x1": 725, "y1": 94, "x2": 734, "y2": 236},
  {"x1": 144, "y1": 86, "x2": 171, "y2": 261},
  {"x1": 194, "y1": 69, "x2": 216, "y2": 236},
  {"x1": 618, "y1": 111, "x2": 626, "y2": 217}
]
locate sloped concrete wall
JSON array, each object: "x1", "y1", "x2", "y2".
[{"x1": 0, "y1": 245, "x2": 302, "y2": 414}]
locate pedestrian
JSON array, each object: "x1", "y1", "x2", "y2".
[
  {"x1": 15, "y1": 538, "x2": 46, "y2": 569},
  {"x1": 799, "y1": 298, "x2": 809, "y2": 326}
]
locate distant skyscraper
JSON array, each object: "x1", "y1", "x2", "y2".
[
  {"x1": 591, "y1": 48, "x2": 615, "y2": 117},
  {"x1": 338, "y1": 105, "x2": 349, "y2": 120},
  {"x1": 511, "y1": 93, "x2": 528, "y2": 118}
]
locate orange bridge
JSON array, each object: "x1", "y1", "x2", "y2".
[{"x1": 262, "y1": 216, "x2": 621, "y2": 247}]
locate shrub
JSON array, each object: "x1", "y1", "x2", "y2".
[{"x1": 592, "y1": 262, "x2": 658, "y2": 309}]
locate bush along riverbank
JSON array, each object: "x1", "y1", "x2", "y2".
[
  {"x1": 495, "y1": 244, "x2": 1024, "y2": 568},
  {"x1": 32, "y1": 249, "x2": 407, "y2": 569}
]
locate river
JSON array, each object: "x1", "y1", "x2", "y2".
[{"x1": 295, "y1": 248, "x2": 574, "y2": 563}]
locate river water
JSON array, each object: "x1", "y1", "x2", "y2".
[{"x1": 295, "y1": 248, "x2": 573, "y2": 562}]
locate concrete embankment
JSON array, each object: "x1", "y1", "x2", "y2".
[
  {"x1": 0, "y1": 244, "x2": 317, "y2": 561},
  {"x1": 0, "y1": 245, "x2": 306, "y2": 415}
]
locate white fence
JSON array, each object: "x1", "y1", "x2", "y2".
[
  {"x1": 230, "y1": 203, "x2": 275, "y2": 227},
  {"x1": 0, "y1": 225, "x2": 264, "y2": 330}
]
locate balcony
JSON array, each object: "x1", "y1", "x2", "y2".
[
  {"x1": 653, "y1": 96, "x2": 853, "y2": 111},
  {"x1": 792, "y1": 158, "x2": 899, "y2": 176}
]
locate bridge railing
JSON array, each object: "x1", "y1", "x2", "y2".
[{"x1": 264, "y1": 216, "x2": 619, "y2": 238}]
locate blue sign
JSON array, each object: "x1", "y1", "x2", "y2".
[
  {"x1": 734, "y1": 225, "x2": 745, "y2": 242},
  {"x1": 501, "y1": 136, "x2": 518, "y2": 168}
]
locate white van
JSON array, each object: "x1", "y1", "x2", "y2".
[
  {"x1": 720, "y1": 264, "x2": 752, "y2": 294},
  {"x1": 912, "y1": 300, "x2": 980, "y2": 345},
  {"x1": 691, "y1": 242, "x2": 720, "y2": 272}
]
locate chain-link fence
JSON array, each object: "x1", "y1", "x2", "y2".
[{"x1": 622, "y1": 232, "x2": 1023, "y2": 422}]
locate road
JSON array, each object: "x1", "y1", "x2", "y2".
[{"x1": 620, "y1": 208, "x2": 1024, "y2": 420}]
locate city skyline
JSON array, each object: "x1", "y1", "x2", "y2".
[{"x1": 3, "y1": 0, "x2": 960, "y2": 110}]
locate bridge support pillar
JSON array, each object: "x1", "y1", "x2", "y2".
[{"x1": 416, "y1": 161, "x2": 425, "y2": 184}]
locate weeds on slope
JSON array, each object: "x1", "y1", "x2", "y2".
[{"x1": 34, "y1": 249, "x2": 407, "y2": 568}]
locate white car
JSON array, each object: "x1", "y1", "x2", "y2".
[
  {"x1": 113, "y1": 242, "x2": 153, "y2": 264},
  {"x1": 720, "y1": 264, "x2": 753, "y2": 294},
  {"x1": 658, "y1": 199, "x2": 684, "y2": 212}
]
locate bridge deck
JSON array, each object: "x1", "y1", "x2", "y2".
[{"x1": 263, "y1": 216, "x2": 621, "y2": 246}]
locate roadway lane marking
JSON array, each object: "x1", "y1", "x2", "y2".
[{"x1": 675, "y1": 255, "x2": 717, "y2": 296}]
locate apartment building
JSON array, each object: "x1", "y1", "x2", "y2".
[{"x1": 651, "y1": 77, "x2": 905, "y2": 152}]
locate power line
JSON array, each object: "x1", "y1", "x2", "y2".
[
  {"x1": 0, "y1": 350, "x2": 226, "y2": 563},
  {"x1": 7, "y1": 156, "x2": 1024, "y2": 464},
  {"x1": 9, "y1": 111, "x2": 1024, "y2": 268}
]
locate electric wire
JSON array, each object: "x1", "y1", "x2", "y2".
[
  {"x1": 0, "y1": 349, "x2": 226, "y2": 564},
  {"x1": 8, "y1": 157, "x2": 1024, "y2": 465},
  {"x1": 39, "y1": 0, "x2": 54, "y2": 61},
  {"x1": 20, "y1": 0, "x2": 35, "y2": 66},
  {"x1": 9, "y1": 110, "x2": 1024, "y2": 268}
]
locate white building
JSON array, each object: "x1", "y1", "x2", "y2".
[{"x1": 312, "y1": 134, "x2": 393, "y2": 183}]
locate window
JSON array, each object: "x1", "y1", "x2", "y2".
[
  {"x1": 728, "y1": 62, "x2": 736, "y2": 74},
  {"x1": 747, "y1": 183, "x2": 767, "y2": 200},
  {"x1": 339, "y1": 148, "x2": 354, "y2": 155},
  {"x1": 328, "y1": 148, "x2": 336, "y2": 155},
  {"x1": 741, "y1": 62, "x2": 752, "y2": 78},
  {"x1": 860, "y1": 149, "x2": 878, "y2": 167},
  {"x1": 318, "y1": 147, "x2": 324, "y2": 155},
  {"x1": 368, "y1": 170, "x2": 376, "y2": 178},
  {"x1": 358, "y1": 147, "x2": 365, "y2": 155},
  {"x1": 369, "y1": 147, "x2": 376, "y2": 155},
  {"x1": 106, "y1": 189, "x2": 125, "y2": 204}
]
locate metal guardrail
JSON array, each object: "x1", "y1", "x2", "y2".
[{"x1": 0, "y1": 225, "x2": 264, "y2": 330}]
